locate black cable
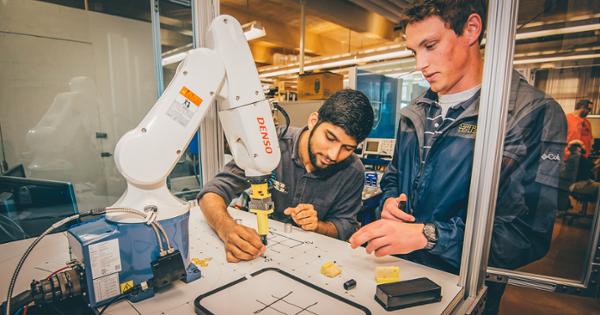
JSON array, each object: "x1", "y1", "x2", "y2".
[
  {"x1": 0, "y1": 118, "x2": 8, "y2": 173},
  {"x1": 50, "y1": 304, "x2": 67, "y2": 315},
  {"x1": 516, "y1": 0, "x2": 560, "y2": 32},
  {"x1": 0, "y1": 290, "x2": 32, "y2": 315},
  {"x1": 5, "y1": 214, "x2": 80, "y2": 315},
  {"x1": 196, "y1": 132, "x2": 203, "y2": 188},
  {"x1": 97, "y1": 295, "x2": 127, "y2": 315},
  {"x1": 5, "y1": 208, "x2": 143, "y2": 315},
  {"x1": 273, "y1": 102, "x2": 290, "y2": 137},
  {"x1": 191, "y1": 153, "x2": 202, "y2": 187}
]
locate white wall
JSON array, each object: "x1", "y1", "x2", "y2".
[{"x1": 0, "y1": 0, "x2": 157, "y2": 209}]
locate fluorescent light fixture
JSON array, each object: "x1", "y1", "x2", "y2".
[
  {"x1": 161, "y1": 43, "x2": 193, "y2": 67},
  {"x1": 516, "y1": 23, "x2": 600, "y2": 40},
  {"x1": 161, "y1": 21, "x2": 266, "y2": 67},
  {"x1": 481, "y1": 23, "x2": 600, "y2": 45},
  {"x1": 513, "y1": 53, "x2": 600, "y2": 65},
  {"x1": 162, "y1": 52, "x2": 187, "y2": 66},
  {"x1": 259, "y1": 50, "x2": 413, "y2": 78},
  {"x1": 242, "y1": 21, "x2": 266, "y2": 41}
]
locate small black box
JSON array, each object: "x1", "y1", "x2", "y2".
[{"x1": 374, "y1": 277, "x2": 442, "y2": 311}]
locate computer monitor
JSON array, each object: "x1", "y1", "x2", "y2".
[
  {"x1": 0, "y1": 175, "x2": 79, "y2": 244},
  {"x1": 362, "y1": 138, "x2": 395, "y2": 156},
  {"x1": 365, "y1": 140, "x2": 380, "y2": 153}
]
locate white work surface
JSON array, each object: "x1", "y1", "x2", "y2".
[{"x1": 0, "y1": 206, "x2": 463, "y2": 315}]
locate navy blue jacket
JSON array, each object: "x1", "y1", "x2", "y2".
[{"x1": 379, "y1": 71, "x2": 567, "y2": 273}]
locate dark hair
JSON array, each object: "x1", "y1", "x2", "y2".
[
  {"x1": 318, "y1": 89, "x2": 374, "y2": 143},
  {"x1": 399, "y1": 0, "x2": 487, "y2": 44},
  {"x1": 575, "y1": 99, "x2": 592, "y2": 110},
  {"x1": 568, "y1": 141, "x2": 583, "y2": 153}
]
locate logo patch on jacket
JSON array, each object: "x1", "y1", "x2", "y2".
[
  {"x1": 541, "y1": 153, "x2": 560, "y2": 161},
  {"x1": 458, "y1": 123, "x2": 477, "y2": 135}
]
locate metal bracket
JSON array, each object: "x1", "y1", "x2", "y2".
[
  {"x1": 485, "y1": 272, "x2": 508, "y2": 284},
  {"x1": 465, "y1": 286, "x2": 488, "y2": 315}
]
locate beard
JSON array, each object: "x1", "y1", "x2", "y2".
[{"x1": 307, "y1": 123, "x2": 331, "y2": 172}]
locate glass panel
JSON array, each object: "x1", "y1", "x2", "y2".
[
  {"x1": 0, "y1": 0, "x2": 156, "y2": 240},
  {"x1": 354, "y1": 62, "x2": 430, "y2": 225},
  {"x1": 489, "y1": 0, "x2": 600, "y2": 284},
  {"x1": 356, "y1": 61, "x2": 429, "y2": 139},
  {"x1": 155, "y1": 0, "x2": 200, "y2": 200},
  {"x1": 159, "y1": 0, "x2": 193, "y2": 87},
  {"x1": 356, "y1": 69, "x2": 400, "y2": 139}
]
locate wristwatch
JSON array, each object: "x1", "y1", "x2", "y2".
[{"x1": 423, "y1": 223, "x2": 438, "y2": 250}]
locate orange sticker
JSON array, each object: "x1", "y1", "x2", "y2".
[{"x1": 179, "y1": 86, "x2": 203, "y2": 106}]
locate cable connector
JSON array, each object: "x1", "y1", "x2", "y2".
[
  {"x1": 150, "y1": 250, "x2": 186, "y2": 289},
  {"x1": 144, "y1": 205, "x2": 158, "y2": 225},
  {"x1": 81, "y1": 208, "x2": 107, "y2": 217}
]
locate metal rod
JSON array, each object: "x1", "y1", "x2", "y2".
[
  {"x1": 150, "y1": 0, "x2": 165, "y2": 97},
  {"x1": 458, "y1": 0, "x2": 519, "y2": 299},
  {"x1": 299, "y1": 0, "x2": 305, "y2": 75},
  {"x1": 192, "y1": 0, "x2": 223, "y2": 184}
]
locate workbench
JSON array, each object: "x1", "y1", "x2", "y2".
[{"x1": 0, "y1": 206, "x2": 463, "y2": 314}]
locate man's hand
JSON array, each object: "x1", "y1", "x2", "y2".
[
  {"x1": 348, "y1": 219, "x2": 427, "y2": 256},
  {"x1": 284, "y1": 203, "x2": 318, "y2": 231},
  {"x1": 381, "y1": 195, "x2": 415, "y2": 222},
  {"x1": 218, "y1": 221, "x2": 265, "y2": 263}
]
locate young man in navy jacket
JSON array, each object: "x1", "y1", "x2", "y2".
[{"x1": 350, "y1": 1, "x2": 566, "y2": 313}]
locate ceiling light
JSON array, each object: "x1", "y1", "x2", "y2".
[
  {"x1": 242, "y1": 21, "x2": 266, "y2": 41},
  {"x1": 259, "y1": 50, "x2": 413, "y2": 78},
  {"x1": 162, "y1": 52, "x2": 187, "y2": 66},
  {"x1": 160, "y1": 21, "x2": 266, "y2": 67},
  {"x1": 513, "y1": 53, "x2": 600, "y2": 65},
  {"x1": 516, "y1": 23, "x2": 600, "y2": 40}
]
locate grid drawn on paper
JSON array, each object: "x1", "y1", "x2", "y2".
[
  {"x1": 266, "y1": 231, "x2": 305, "y2": 253},
  {"x1": 254, "y1": 291, "x2": 319, "y2": 315}
]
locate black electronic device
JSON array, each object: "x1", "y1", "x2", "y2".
[
  {"x1": 3, "y1": 164, "x2": 26, "y2": 177},
  {"x1": 0, "y1": 175, "x2": 78, "y2": 243},
  {"x1": 374, "y1": 277, "x2": 442, "y2": 311}
]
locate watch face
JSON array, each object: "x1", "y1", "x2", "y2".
[
  {"x1": 423, "y1": 224, "x2": 437, "y2": 250},
  {"x1": 424, "y1": 223, "x2": 437, "y2": 242}
]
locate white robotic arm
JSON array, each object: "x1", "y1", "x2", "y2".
[
  {"x1": 2, "y1": 16, "x2": 281, "y2": 312},
  {"x1": 109, "y1": 15, "x2": 281, "y2": 241}
]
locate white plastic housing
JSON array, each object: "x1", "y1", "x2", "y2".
[
  {"x1": 108, "y1": 15, "x2": 280, "y2": 222},
  {"x1": 109, "y1": 48, "x2": 225, "y2": 222}
]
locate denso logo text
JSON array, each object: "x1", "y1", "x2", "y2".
[{"x1": 257, "y1": 117, "x2": 273, "y2": 154}]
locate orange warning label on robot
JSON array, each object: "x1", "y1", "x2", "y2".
[{"x1": 179, "y1": 86, "x2": 203, "y2": 106}]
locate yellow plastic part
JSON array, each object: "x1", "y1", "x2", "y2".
[
  {"x1": 253, "y1": 210, "x2": 272, "y2": 235},
  {"x1": 320, "y1": 261, "x2": 342, "y2": 278},
  {"x1": 375, "y1": 266, "x2": 400, "y2": 284},
  {"x1": 192, "y1": 257, "x2": 212, "y2": 267},
  {"x1": 250, "y1": 183, "x2": 270, "y2": 199},
  {"x1": 249, "y1": 183, "x2": 274, "y2": 238},
  {"x1": 120, "y1": 280, "x2": 134, "y2": 293}
]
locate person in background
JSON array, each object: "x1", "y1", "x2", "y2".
[
  {"x1": 559, "y1": 140, "x2": 588, "y2": 211},
  {"x1": 564, "y1": 140, "x2": 599, "y2": 200},
  {"x1": 565, "y1": 99, "x2": 594, "y2": 159}
]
